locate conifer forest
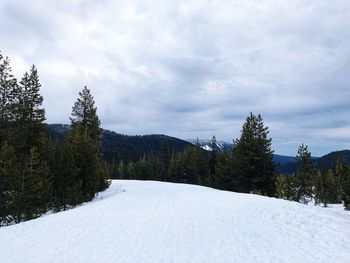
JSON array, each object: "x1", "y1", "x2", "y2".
[{"x1": 0, "y1": 52, "x2": 110, "y2": 225}]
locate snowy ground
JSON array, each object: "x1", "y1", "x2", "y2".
[{"x1": 1, "y1": 180, "x2": 350, "y2": 263}]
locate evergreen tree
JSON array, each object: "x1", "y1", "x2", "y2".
[
  {"x1": 0, "y1": 143, "x2": 19, "y2": 225},
  {"x1": 51, "y1": 140, "x2": 81, "y2": 210},
  {"x1": 332, "y1": 156, "x2": 347, "y2": 203},
  {"x1": 276, "y1": 174, "x2": 295, "y2": 200},
  {"x1": 209, "y1": 135, "x2": 218, "y2": 187},
  {"x1": 314, "y1": 166, "x2": 338, "y2": 207},
  {"x1": 70, "y1": 86, "x2": 100, "y2": 144},
  {"x1": 294, "y1": 144, "x2": 316, "y2": 204},
  {"x1": 14, "y1": 66, "x2": 51, "y2": 220},
  {"x1": 0, "y1": 53, "x2": 113, "y2": 225},
  {"x1": 68, "y1": 86, "x2": 110, "y2": 201},
  {"x1": 15, "y1": 65, "x2": 46, "y2": 154},
  {"x1": 159, "y1": 141, "x2": 170, "y2": 181},
  {"x1": 127, "y1": 162, "x2": 136, "y2": 179},
  {"x1": 117, "y1": 160, "x2": 125, "y2": 179},
  {"x1": 0, "y1": 53, "x2": 17, "y2": 144},
  {"x1": 232, "y1": 113, "x2": 276, "y2": 196},
  {"x1": 0, "y1": 60, "x2": 51, "y2": 224},
  {"x1": 341, "y1": 165, "x2": 350, "y2": 210},
  {"x1": 135, "y1": 155, "x2": 150, "y2": 180},
  {"x1": 15, "y1": 147, "x2": 50, "y2": 222},
  {"x1": 68, "y1": 124, "x2": 99, "y2": 201},
  {"x1": 184, "y1": 146, "x2": 208, "y2": 185},
  {"x1": 167, "y1": 152, "x2": 184, "y2": 183},
  {"x1": 149, "y1": 154, "x2": 162, "y2": 181},
  {"x1": 215, "y1": 148, "x2": 232, "y2": 190}
]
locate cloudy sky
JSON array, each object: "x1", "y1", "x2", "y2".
[{"x1": 1, "y1": 0, "x2": 350, "y2": 156}]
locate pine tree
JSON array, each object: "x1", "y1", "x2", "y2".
[
  {"x1": 181, "y1": 146, "x2": 208, "y2": 185},
  {"x1": 314, "y1": 166, "x2": 338, "y2": 207},
  {"x1": 14, "y1": 147, "x2": 50, "y2": 222},
  {"x1": 332, "y1": 156, "x2": 347, "y2": 203},
  {"x1": 117, "y1": 160, "x2": 125, "y2": 179},
  {"x1": 98, "y1": 161, "x2": 110, "y2": 192},
  {"x1": 209, "y1": 135, "x2": 218, "y2": 187},
  {"x1": 342, "y1": 165, "x2": 350, "y2": 210},
  {"x1": 68, "y1": 124, "x2": 99, "y2": 201},
  {"x1": 0, "y1": 53, "x2": 18, "y2": 144},
  {"x1": 294, "y1": 144, "x2": 316, "y2": 204},
  {"x1": 167, "y1": 152, "x2": 183, "y2": 183},
  {"x1": 68, "y1": 86, "x2": 110, "y2": 202},
  {"x1": 276, "y1": 174, "x2": 295, "y2": 200},
  {"x1": 0, "y1": 143, "x2": 19, "y2": 225},
  {"x1": 147, "y1": 154, "x2": 162, "y2": 181},
  {"x1": 232, "y1": 113, "x2": 276, "y2": 196},
  {"x1": 70, "y1": 86, "x2": 100, "y2": 144},
  {"x1": 14, "y1": 66, "x2": 51, "y2": 220},
  {"x1": 51, "y1": 140, "x2": 81, "y2": 210},
  {"x1": 215, "y1": 148, "x2": 232, "y2": 190},
  {"x1": 15, "y1": 65, "x2": 46, "y2": 155},
  {"x1": 135, "y1": 155, "x2": 151, "y2": 180},
  {"x1": 127, "y1": 162, "x2": 136, "y2": 179},
  {"x1": 159, "y1": 141, "x2": 170, "y2": 181},
  {"x1": 0, "y1": 60, "x2": 51, "y2": 223}
]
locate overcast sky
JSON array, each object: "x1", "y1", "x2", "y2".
[{"x1": 1, "y1": 0, "x2": 350, "y2": 156}]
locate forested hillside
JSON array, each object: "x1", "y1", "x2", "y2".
[
  {"x1": 278, "y1": 150, "x2": 350, "y2": 174},
  {"x1": 46, "y1": 124, "x2": 195, "y2": 163}
]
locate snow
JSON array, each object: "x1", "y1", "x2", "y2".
[
  {"x1": 1, "y1": 180, "x2": 350, "y2": 263},
  {"x1": 201, "y1": 145, "x2": 212, "y2": 151},
  {"x1": 187, "y1": 139, "x2": 230, "y2": 151}
]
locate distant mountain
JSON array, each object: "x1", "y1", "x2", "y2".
[
  {"x1": 315, "y1": 150, "x2": 350, "y2": 167},
  {"x1": 273, "y1": 154, "x2": 298, "y2": 165},
  {"x1": 46, "y1": 124, "x2": 70, "y2": 141},
  {"x1": 187, "y1": 139, "x2": 301, "y2": 165},
  {"x1": 278, "y1": 150, "x2": 350, "y2": 174},
  {"x1": 100, "y1": 130, "x2": 196, "y2": 163},
  {"x1": 46, "y1": 124, "x2": 349, "y2": 173},
  {"x1": 186, "y1": 139, "x2": 233, "y2": 152},
  {"x1": 46, "y1": 124, "x2": 196, "y2": 163}
]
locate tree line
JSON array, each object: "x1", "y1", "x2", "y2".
[
  {"x1": 112, "y1": 113, "x2": 350, "y2": 210},
  {"x1": 112, "y1": 113, "x2": 276, "y2": 195},
  {"x1": 0, "y1": 52, "x2": 110, "y2": 226},
  {"x1": 276, "y1": 144, "x2": 350, "y2": 209}
]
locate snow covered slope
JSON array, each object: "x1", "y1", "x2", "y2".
[{"x1": 1, "y1": 180, "x2": 350, "y2": 263}]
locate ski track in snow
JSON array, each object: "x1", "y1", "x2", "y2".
[{"x1": 1, "y1": 180, "x2": 350, "y2": 263}]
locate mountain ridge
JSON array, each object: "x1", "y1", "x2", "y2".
[{"x1": 46, "y1": 124, "x2": 349, "y2": 173}]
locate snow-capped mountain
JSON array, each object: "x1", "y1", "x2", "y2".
[{"x1": 186, "y1": 139, "x2": 233, "y2": 152}]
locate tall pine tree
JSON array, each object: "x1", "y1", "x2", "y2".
[
  {"x1": 314, "y1": 163, "x2": 338, "y2": 207},
  {"x1": 232, "y1": 113, "x2": 276, "y2": 196},
  {"x1": 209, "y1": 135, "x2": 218, "y2": 187},
  {"x1": 70, "y1": 86, "x2": 100, "y2": 144},
  {"x1": 159, "y1": 141, "x2": 170, "y2": 181},
  {"x1": 341, "y1": 165, "x2": 350, "y2": 210},
  {"x1": 15, "y1": 65, "x2": 46, "y2": 154},
  {"x1": 69, "y1": 86, "x2": 110, "y2": 202},
  {"x1": 293, "y1": 144, "x2": 316, "y2": 204},
  {"x1": 0, "y1": 53, "x2": 18, "y2": 145}
]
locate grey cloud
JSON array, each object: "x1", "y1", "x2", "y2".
[{"x1": 1, "y1": 0, "x2": 350, "y2": 156}]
